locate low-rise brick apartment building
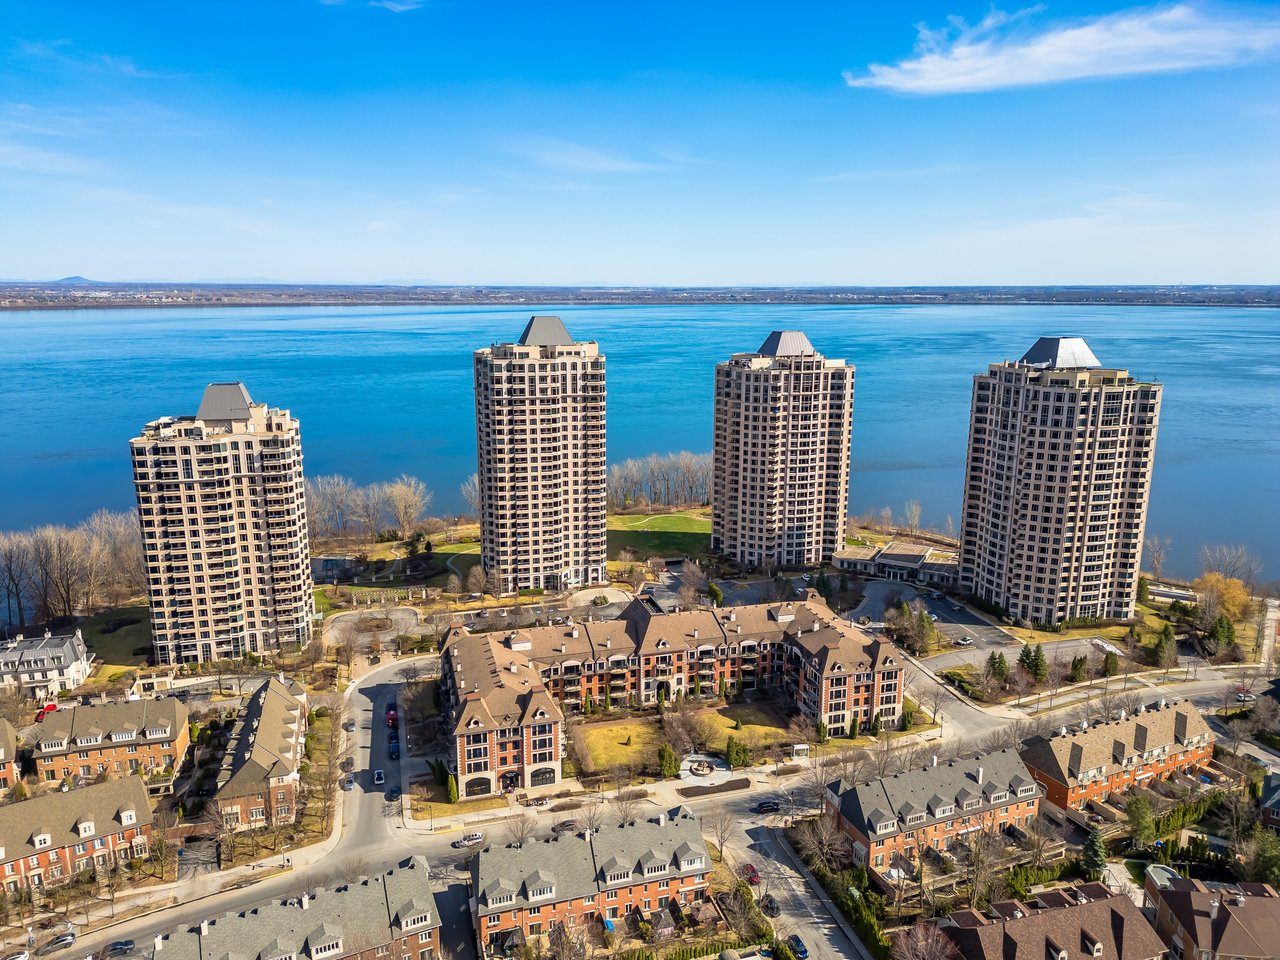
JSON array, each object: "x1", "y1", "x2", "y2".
[
  {"x1": 471, "y1": 807, "x2": 710, "y2": 957},
  {"x1": 825, "y1": 750, "x2": 1040, "y2": 886},
  {"x1": 442, "y1": 592, "x2": 900, "y2": 775},
  {"x1": 0, "y1": 719, "x2": 19, "y2": 794},
  {"x1": 0, "y1": 776, "x2": 152, "y2": 892},
  {"x1": 213, "y1": 676, "x2": 307, "y2": 831},
  {"x1": 439, "y1": 627, "x2": 565, "y2": 796},
  {"x1": 1019, "y1": 698, "x2": 1213, "y2": 812},
  {"x1": 0, "y1": 628, "x2": 95, "y2": 700},
  {"x1": 29, "y1": 696, "x2": 190, "y2": 794},
  {"x1": 1147, "y1": 874, "x2": 1280, "y2": 960},
  {"x1": 939, "y1": 883, "x2": 1167, "y2": 960},
  {"x1": 154, "y1": 856, "x2": 441, "y2": 960}
]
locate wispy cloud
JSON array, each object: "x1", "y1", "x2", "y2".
[
  {"x1": 515, "y1": 138, "x2": 663, "y2": 174},
  {"x1": 844, "y1": 4, "x2": 1280, "y2": 94},
  {"x1": 0, "y1": 141, "x2": 98, "y2": 176},
  {"x1": 369, "y1": 0, "x2": 423, "y2": 11},
  {"x1": 16, "y1": 40, "x2": 186, "y2": 80}
]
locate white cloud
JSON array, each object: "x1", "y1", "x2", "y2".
[
  {"x1": 369, "y1": 0, "x2": 423, "y2": 11},
  {"x1": 515, "y1": 138, "x2": 662, "y2": 174},
  {"x1": 0, "y1": 141, "x2": 98, "y2": 176},
  {"x1": 845, "y1": 4, "x2": 1280, "y2": 94}
]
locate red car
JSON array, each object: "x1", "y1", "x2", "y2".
[
  {"x1": 740, "y1": 863, "x2": 760, "y2": 885},
  {"x1": 35, "y1": 704, "x2": 58, "y2": 722}
]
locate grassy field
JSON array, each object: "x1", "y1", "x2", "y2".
[
  {"x1": 1005, "y1": 601, "x2": 1173, "y2": 652},
  {"x1": 77, "y1": 605, "x2": 151, "y2": 670},
  {"x1": 700, "y1": 703, "x2": 792, "y2": 752},
  {"x1": 575, "y1": 718, "x2": 662, "y2": 773},
  {"x1": 409, "y1": 782, "x2": 509, "y2": 821},
  {"x1": 606, "y1": 510, "x2": 713, "y2": 561},
  {"x1": 425, "y1": 541, "x2": 482, "y2": 588}
]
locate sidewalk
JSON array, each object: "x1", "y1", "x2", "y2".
[{"x1": 771, "y1": 829, "x2": 877, "y2": 960}]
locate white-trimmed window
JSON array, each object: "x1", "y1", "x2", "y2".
[{"x1": 528, "y1": 884, "x2": 554, "y2": 899}]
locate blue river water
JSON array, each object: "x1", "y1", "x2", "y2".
[{"x1": 1, "y1": 303, "x2": 1276, "y2": 581}]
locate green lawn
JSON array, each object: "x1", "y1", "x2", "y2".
[
  {"x1": 700, "y1": 703, "x2": 791, "y2": 752},
  {"x1": 77, "y1": 606, "x2": 151, "y2": 669},
  {"x1": 608, "y1": 529, "x2": 711, "y2": 561},
  {"x1": 425, "y1": 541, "x2": 482, "y2": 588},
  {"x1": 606, "y1": 511, "x2": 711, "y2": 533},
  {"x1": 575, "y1": 719, "x2": 662, "y2": 773}
]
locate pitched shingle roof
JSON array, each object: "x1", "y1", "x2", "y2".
[
  {"x1": 31, "y1": 697, "x2": 187, "y2": 755},
  {"x1": 942, "y1": 885, "x2": 1166, "y2": 960},
  {"x1": 472, "y1": 807, "x2": 708, "y2": 916},
  {"x1": 155, "y1": 856, "x2": 439, "y2": 960},
  {"x1": 0, "y1": 776, "x2": 152, "y2": 864},
  {"x1": 830, "y1": 750, "x2": 1038, "y2": 840},
  {"x1": 1019, "y1": 699, "x2": 1212, "y2": 789},
  {"x1": 1151, "y1": 878, "x2": 1280, "y2": 958},
  {"x1": 441, "y1": 629, "x2": 564, "y2": 734},
  {"x1": 215, "y1": 677, "x2": 306, "y2": 800}
]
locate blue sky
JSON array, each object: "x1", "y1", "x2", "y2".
[{"x1": 2, "y1": 1, "x2": 1276, "y2": 284}]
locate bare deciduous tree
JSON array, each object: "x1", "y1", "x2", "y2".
[
  {"x1": 386, "y1": 475, "x2": 432, "y2": 538},
  {"x1": 306, "y1": 475, "x2": 357, "y2": 539},
  {"x1": 352, "y1": 482, "x2": 392, "y2": 538},
  {"x1": 1199, "y1": 544, "x2": 1262, "y2": 587},
  {"x1": 893, "y1": 923, "x2": 959, "y2": 960},
  {"x1": 904, "y1": 500, "x2": 923, "y2": 534},
  {"x1": 505, "y1": 814, "x2": 538, "y2": 848},
  {"x1": 706, "y1": 806, "x2": 737, "y2": 861},
  {"x1": 793, "y1": 811, "x2": 851, "y2": 873},
  {"x1": 610, "y1": 792, "x2": 641, "y2": 826},
  {"x1": 1144, "y1": 535, "x2": 1170, "y2": 582},
  {"x1": 459, "y1": 473, "x2": 481, "y2": 515}
]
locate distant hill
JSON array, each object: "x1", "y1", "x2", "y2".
[{"x1": 52, "y1": 276, "x2": 96, "y2": 285}]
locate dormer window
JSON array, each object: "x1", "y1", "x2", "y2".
[
  {"x1": 905, "y1": 813, "x2": 925, "y2": 826},
  {"x1": 34, "y1": 833, "x2": 51, "y2": 849},
  {"x1": 78, "y1": 821, "x2": 95, "y2": 838},
  {"x1": 988, "y1": 791, "x2": 1008, "y2": 804},
  {"x1": 680, "y1": 856, "x2": 705, "y2": 870},
  {"x1": 488, "y1": 894, "x2": 513, "y2": 907},
  {"x1": 121, "y1": 809, "x2": 137, "y2": 826},
  {"x1": 644, "y1": 864, "x2": 665, "y2": 876},
  {"x1": 606, "y1": 870, "x2": 629, "y2": 885},
  {"x1": 311, "y1": 942, "x2": 343, "y2": 958},
  {"x1": 1016, "y1": 785, "x2": 1035, "y2": 797},
  {"x1": 75, "y1": 734, "x2": 101, "y2": 747},
  {"x1": 657, "y1": 640, "x2": 669, "y2": 649},
  {"x1": 875, "y1": 820, "x2": 896, "y2": 835},
  {"x1": 935, "y1": 805, "x2": 954, "y2": 818},
  {"x1": 401, "y1": 913, "x2": 431, "y2": 929},
  {"x1": 528, "y1": 884, "x2": 554, "y2": 899},
  {"x1": 112, "y1": 730, "x2": 135, "y2": 743},
  {"x1": 963, "y1": 799, "x2": 980, "y2": 811}
]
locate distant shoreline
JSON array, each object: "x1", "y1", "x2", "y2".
[{"x1": 3, "y1": 282, "x2": 1278, "y2": 310}]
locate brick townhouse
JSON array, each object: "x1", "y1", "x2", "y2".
[
  {"x1": 1019, "y1": 698, "x2": 1214, "y2": 812},
  {"x1": 1148, "y1": 875, "x2": 1280, "y2": 960},
  {"x1": 154, "y1": 856, "x2": 441, "y2": 960},
  {"x1": 0, "y1": 776, "x2": 152, "y2": 892},
  {"x1": 471, "y1": 807, "x2": 710, "y2": 957},
  {"x1": 0, "y1": 718, "x2": 18, "y2": 794},
  {"x1": 826, "y1": 749, "x2": 1041, "y2": 886},
  {"x1": 29, "y1": 696, "x2": 190, "y2": 794},
  {"x1": 444, "y1": 591, "x2": 900, "y2": 748},
  {"x1": 940, "y1": 883, "x2": 1167, "y2": 960},
  {"x1": 439, "y1": 627, "x2": 564, "y2": 797},
  {"x1": 213, "y1": 676, "x2": 307, "y2": 831}
]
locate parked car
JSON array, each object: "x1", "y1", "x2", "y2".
[
  {"x1": 955, "y1": 637, "x2": 974, "y2": 646},
  {"x1": 104, "y1": 942, "x2": 135, "y2": 958},
  {"x1": 740, "y1": 863, "x2": 760, "y2": 885},
  {"x1": 342, "y1": 719, "x2": 356, "y2": 732},
  {"x1": 1236, "y1": 692, "x2": 1256, "y2": 702},
  {"x1": 373, "y1": 769, "x2": 385, "y2": 785},
  {"x1": 388, "y1": 743, "x2": 400, "y2": 761},
  {"x1": 950, "y1": 603, "x2": 963, "y2": 612},
  {"x1": 342, "y1": 774, "x2": 355, "y2": 791},
  {"x1": 35, "y1": 703, "x2": 58, "y2": 722},
  {"x1": 755, "y1": 800, "x2": 781, "y2": 814},
  {"x1": 759, "y1": 893, "x2": 781, "y2": 917},
  {"x1": 3, "y1": 950, "x2": 31, "y2": 960},
  {"x1": 785, "y1": 934, "x2": 809, "y2": 960},
  {"x1": 386, "y1": 786, "x2": 401, "y2": 803},
  {"x1": 551, "y1": 819, "x2": 578, "y2": 834},
  {"x1": 388, "y1": 728, "x2": 400, "y2": 744},
  {"x1": 929, "y1": 613, "x2": 939, "y2": 621},
  {"x1": 36, "y1": 935, "x2": 76, "y2": 957},
  {"x1": 451, "y1": 832, "x2": 483, "y2": 849}
]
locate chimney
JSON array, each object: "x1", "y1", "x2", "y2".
[
  {"x1": 301, "y1": 893, "x2": 310, "y2": 910},
  {"x1": 1158, "y1": 697, "x2": 1167, "y2": 709},
  {"x1": 1060, "y1": 726, "x2": 1069, "y2": 737},
  {"x1": 729, "y1": 611, "x2": 736, "y2": 622},
  {"x1": 656, "y1": 811, "x2": 666, "y2": 827},
  {"x1": 976, "y1": 765, "x2": 984, "y2": 785},
  {"x1": 571, "y1": 628, "x2": 579, "y2": 639},
  {"x1": 932, "y1": 755, "x2": 938, "y2": 767},
  {"x1": 1209, "y1": 899, "x2": 1219, "y2": 921},
  {"x1": 199, "y1": 920, "x2": 210, "y2": 935},
  {"x1": 154, "y1": 936, "x2": 164, "y2": 953},
  {"x1": 693, "y1": 629, "x2": 698, "y2": 639},
  {"x1": 1118, "y1": 709, "x2": 1126, "y2": 721}
]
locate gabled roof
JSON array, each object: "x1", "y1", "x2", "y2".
[
  {"x1": 215, "y1": 677, "x2": 306, "y2": 800},
  {"x1": 757, "y1": 330, "x2": 816, "y2": 357},
  {"x1": 1150, "y1": 878, "x2": 1280, "y2": 957},
  {"x1": 32, "y1": 697, "x2": 187, "y2": 754},
  {"x1": 0, "y1": 776, "x2": 151, "y2": 862},
  {"x1": 1018, "y1": 337, "x2": 1102, "y2": 369},
  {"x1": 518, "y1": 315, "x2": 574, "y2": 346},
  {"x1": 196, "y1": 382, "x2": 254, "y2": 421}
]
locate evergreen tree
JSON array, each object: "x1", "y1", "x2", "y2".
[
  {"x1": 815, "y1": 719, "x2": 828, "y2": 743},
  {"x1": 657, "y1": 687, "x2": 666, "y2": 711},
  {"x1": 657, "y1": 744, "x2": 680, "y2": 778},
  {"x1": 1137, "y1": 575, "x2": 1150, "y2": 604},
  {"x1": 1083, "y1": 827, "x2": 1107, "y2": 880},
  {"x1": 1070, "y1": 655, "x2": 1088, "y2": 683},
  {"x1": 604, "y1": 687, "x2": 611, "y2": 711},
  {"x1": 583, "y1": 690, "x2": 593, "y2": 714},
  {"x1": 869, "y1": 713, "x2": 882, "y2": 737},
  {"x1": 693, "y1": 675, "x2": 701, "y2": 697},
  {"x1": 1030, "y1": 645, "x2": 1049, "y2": 683},
  {"x1": 1103, "y1": 651, "x2": 1120, "y2": 677},
  {"x1": 447, "y1": 774, "x2": 459, "y2": 804},
  {"x1": 1126, "y1": 793, "x2": 1156, "y2": 849},
  {"x1": 719, "y1": 677, "x2": 728, "y2": 700},
  {"x1": 1018, "y1": 644, "x2": 1035, "y2": 673}
]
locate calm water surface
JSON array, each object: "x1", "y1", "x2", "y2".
[{"x1": 2, "y1": 303, "x2": 1277, "y2": 580}]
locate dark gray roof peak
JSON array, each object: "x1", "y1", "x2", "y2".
[
  {"x1": 197, "y1": 382, "x2": 254, "y2": 421},
  {"x1": 1018, "y1": 337, "x2": 1101, "y2": 369},
  {"x1": 518, "y1": 315, "x2": 575, "y2": 346},
  {"x1": 757, "y1": 330, "x2": 816, "y2": 357}
]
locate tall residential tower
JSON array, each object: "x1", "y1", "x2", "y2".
[
  {"x1": 473, "y1": 316, "x2": 607, "y2": 594},
  {"x1": 130, "y1": 383, "x2": 314, "y2": 665},
  {"x1": 712, "y1": 331, "x2": 854, "y2": 571},
  {"x1": 959, "y1": 337, "x2": 1162, "y2": 624}
]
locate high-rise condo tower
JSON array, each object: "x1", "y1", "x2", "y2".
[
  {"x1": 473, "y1": 316, "x2": 607, "y2": 594},
  {"x1": 959, "y1": 337, "x2": 1162, "y2": 624},
  {"x1": 712, "y1": 330, "x2": 854, "y2": 571},
  {"x1": 130, "y1": 383, "x2": 315, "y2": 664}
]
